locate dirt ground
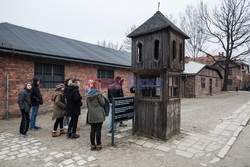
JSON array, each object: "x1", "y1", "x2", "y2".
[{"x1": 1, "y1": 91, "x2": 250, "y2": 167}]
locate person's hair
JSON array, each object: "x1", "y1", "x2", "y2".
[
  {"x1": 115, "y1": 76, "x2": 122, "y2": 83},
  {"x1": 72, "y1": 78, "x2": 80, "y2": 83},
  {"x1": 64, "y1": 78, "x2": 71, "y2": 85},
  {"x1": 24, "y1": 82, "x2": 32, "y2": 89}
]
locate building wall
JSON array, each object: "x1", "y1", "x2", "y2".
[
  {"x1": 195, "y1": 68, "x2": 222, "y2": 97},
  {"x1": 0, "y1": 53, "x2": 34, "y2": 118},
  {"x1": 182, "y1": 76, "x2": 195, "y2": 98},
  {"x1": 182, "y1": 68, "x2": 222, "y2": 98},
  {"x1": 0, "y1": 53, "x2": 133, "y2": 118}
]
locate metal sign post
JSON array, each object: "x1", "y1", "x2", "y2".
[{"x1": 111, "y1": 97, "x2": 134, "y2": 146}]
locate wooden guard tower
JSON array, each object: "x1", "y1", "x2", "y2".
[{"x1": 128, "y1": 11, "x2": 189, "y2": 140}]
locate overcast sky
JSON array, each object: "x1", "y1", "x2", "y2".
[{"x1": 0, "y1": 0, "x2": 218, "y2": 45}]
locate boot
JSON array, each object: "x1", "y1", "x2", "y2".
[
  {"x1": 60, "y1": 129, "x2": 67, "y2": 135},
  {"x1": 70, "y1": 133, "x2": 80, "y2": 139},
  {"x1": 91, "y1": 145, "x2": 96, "y2": 151},
  {"x1": 52, "y1": 132, "x2": 60, "y2": 137},
  {"x1": 96, "y1": 145, "x2": 102, "y2": 151}
]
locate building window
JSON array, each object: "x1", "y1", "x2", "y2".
[
  {"x1": 227, "y1": 79, "x2": 232, "y2": 85},
  {"x1": 179, "y1": 43, "x2": 183, "y2": 62},
  {"x1": 172, "y1": 40, "x2": 176, "y2": 61},
  {"x1": 97, "y1": 69, "x2": 114, "y2": 87},
  {"x1": 216, "y1": 79, "x2": 218, "y2": 87},
  {"x1": 201, "y1": 78, "x2": 206, "y2": 88},
  {"x1": 34, "y1": 63, "x2": 64, "y2": 88},
  {"x1": 169, "y1": 76, "x2": 179, "y2": 98},
  {"x1": 228, "y1": 68, "x2": 232, "y2": 75},
  {"x1": 137, "y1": 43, "x2": 142, "y2": 63},
  {"x1": 140, "y1": 75, "x2": 161, "y2": 98},
  {"x1": 154, "y1": 40, "x2": 160, "y2": 61}
]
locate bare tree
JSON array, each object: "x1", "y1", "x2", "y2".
[
  {"x1": 122, "y1": 25, "x2": 137, "y2": 53},
  {"x1": 180, "y1": 4, "x2": 208, "y2": 58},
  {"x1": 200, "y1": 0, "x2": 250, "y2": 91},
  {"x1": 97, "y1": 40, "x2": 124, "y2": 51}
]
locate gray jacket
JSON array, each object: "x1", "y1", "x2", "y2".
[
  {"x1": 86, "y1": 91, "x2": 106, "y2": 123},
  {"x1": 17, "y1": 89, "x2": 32, "y2": 112}
]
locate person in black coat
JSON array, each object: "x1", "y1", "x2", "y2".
[
  {"x1": 107, "y1": 76, "x2": 127, "y2": 133},
  {"x1": 66, "y1": 78, "x2": 82, "y2": 139},
  {"x1": 30, "y1": 78, "x2": 43, "y2": 130},
  {"x1": 18, "y1": 82, "x2": 32, "y2": 136},
  {"x1": 63, "y1": 78, "x2": 72, "y2": 129}
]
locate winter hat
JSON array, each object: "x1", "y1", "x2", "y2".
[{"x1": 55, "y1": 83, "x2": 65, "y2": 90}]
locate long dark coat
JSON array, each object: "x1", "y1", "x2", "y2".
[{"x1": 66, "y1": 83, "x2": 82, "y2": 117}]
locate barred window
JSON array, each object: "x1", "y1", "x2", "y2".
[
  {"x1": 97, "y1": 69, "x2": 114, "y2": 87},
  {"x1": 201, "y1": 78, "x2": 206, "y2": 88},
  {"x1": 227, "y1": 79, "x2": 232, "y2": 85},
  {"x1": 169, "y1": 76, "x2": 179, "y2": 98},
  {"x1": 140, "y1": 75, "x2": 161, "y2": 98},
  {"x1": 34, "y1": 63, "x2": 64, "y2": 88}
]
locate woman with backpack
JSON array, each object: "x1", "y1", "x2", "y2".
[{"x1": 86, "y1": 80, "x2": 106, "y2": 151}]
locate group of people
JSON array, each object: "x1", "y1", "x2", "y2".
[{"x1": 17, "y1": 76, "x2": 127, "y2": 151}]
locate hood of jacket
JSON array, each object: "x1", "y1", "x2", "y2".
[
  {"x1": 86, "y1": 89, "x2": 101, "y2": 101},
  {"x1": 33, "y1": 78, "x2": 40, "y2": 87},
  {"x1": 51, "y1": 91, "x2": 62, "y2": 102}
]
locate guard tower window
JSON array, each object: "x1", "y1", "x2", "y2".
[
  {"x1": 172, "y1": 40, "x2": 176, "y2": 61},
  {"x1": 140, "y1": 75, "x2": 161, "y2": 98},
  {"x1": 179, "y1": 43, "x2": 183, "y2": 62},
  {"x1": 169, "y1": 76, "x2": 179, "y2": 98},
  {"x1": 137, "y1": 43, "x2": 142, "y2": 63},
  {"x1": 154, "y1": 40, "x2": 160, "y2": 61}
]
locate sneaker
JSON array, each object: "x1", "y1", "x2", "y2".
[
  {"x1": 52, "y1": 132, "x2": 60, "y2": 137},
  {"x1": 20, "y1": 133, "x2": 31, "y2": 138},
  {"x1": 63, "y1": 125, "x2": 68, "y2": 129},
  {"x1": 34, "y1": 126, "x2": 41, "y2": 130},
  {"x1": 119, "y1": 122, "x2": 127, "y2": 127},
  {"x1": 70, "y1": 133, "x2": 80, "y2": 139}
]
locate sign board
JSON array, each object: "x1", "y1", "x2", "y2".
[
  {"x1": 113, "y1": 97, "x2": 134, "y2": 122},
  {"x1": 111, "y1": 96, "x2": 134, "y2": 146}
]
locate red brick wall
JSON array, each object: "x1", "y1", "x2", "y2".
[
  {"x1": 0, "y1": 53, "x2": 133, "y2": 118},
  {"x1": 195, "y1": 68, "x2": 222, "y2": 97},
  {"x1": 183, "y1": 76, "x2": 195, "y2": 98},
  {"x1": 0, "y1": 53, "x2": 34, "y2": 118}
]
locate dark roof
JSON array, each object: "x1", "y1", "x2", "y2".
[
  {"x1": 128, "y1": 11, "x2": 189, "y2": 39},
  {"x1": 0, "y1": 23, "x2": 131, "y2": 68}
]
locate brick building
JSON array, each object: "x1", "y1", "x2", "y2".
[
  {"x1": 185, "y1": 55, "x2": 250, "y2": 91},
  {"x1": 182, "y1": 61, "x2": 223, "y2": 98},
  {"x1": 0, "y1": 23, "x2": 133, "y2": 118}
]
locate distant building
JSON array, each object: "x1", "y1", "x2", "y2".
[
  {"x1": 185, "y1": 55, "x2": 250, "y2": 91},
  {"x1": 182, "y1": 61, "x2": 223, "y2": 98},
  {"x1": 0, "y1": 23, "x2": 133, "y2": 118}
]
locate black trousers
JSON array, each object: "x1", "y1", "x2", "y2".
[
  {"x1": 19, "y1": 111, "x2": 30, "y2": 134},
  {"x1": 53, "y1": 117, "x2": 64, "y2": 131},
  {"x1": 68, "y1": 116, "x2": 79, "y2": 134},
  {"x1": 90, "y1": 123, "x2": 103, "y2": 145}
]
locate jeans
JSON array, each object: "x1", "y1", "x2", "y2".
[
  {"x1": 63, "y1": 116, "x2": 70, "y2": 127},
  {"x1": 20, "y1": 110, "x2": 30, "y2": 134},
  {"x1": 30, "y1": 105, "x2": 39, "y2": 129},
  {"x1": 90, "y1": 123, "x2": 103, "y2": 145},
  {"x1": 108, "y1": 103, "x2": 117, "y2": 132},
  {"x1": 53, "y1": 117, "x2": 64, "y2": 131}
]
